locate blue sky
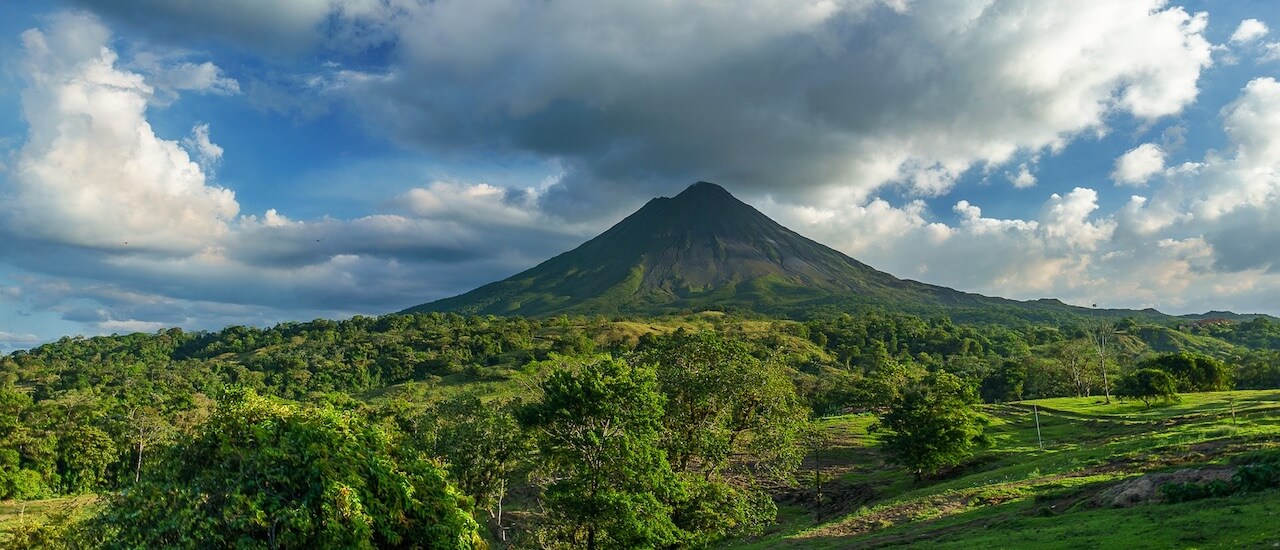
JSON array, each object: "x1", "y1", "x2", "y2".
[{"x1": 1, "y1": 0, "x2": 1280, "y2": 349}]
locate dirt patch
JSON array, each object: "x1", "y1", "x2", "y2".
[
  {"x1": 776, "y1": 479, "x2": 877, "y2": 521},
  {"x1": 800, "y1": 492, "x2": 973, "y2": 539},
  {"x1": 1093, "y1": 467, "x2": 1234, "y2": 508}
]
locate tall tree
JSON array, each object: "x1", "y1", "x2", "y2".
[
  {"x1": 635, "y1": 331, "x2": 809, "y2": 479},
  {"x1": 518, "y1": 357, "x2": 679, "y2": 550},
  {"x1": 434, "y1": 393, "x2": 531, "y2": 540}
]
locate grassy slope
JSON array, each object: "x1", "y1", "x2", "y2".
[{"x1": 735, "y1": 390, "x2": 1280, "y2": 549}]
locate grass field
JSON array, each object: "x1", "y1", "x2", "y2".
[{"x1": 733, "y1": 389, "x2": 1280, "y2": 549}]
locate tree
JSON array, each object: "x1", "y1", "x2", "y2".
[
  {"x1": 1055, "y1": 339, "x2": 1095, "y2": 397},
  {"x1": 518, "y1": 357, "x2": 680, "y2": 550},
  {"x1": 1116, "y1": 368, "x2": 1179, "y2": 407},
  {"x1": 980, "y1": 360, "x2": 1027, "y2": 403},
  {"x1": 1141, "y1": 352, "x2": 1230, "y2": 392},
  {"x1": 635, "y1": 331, "x2": 809, "y2": 479},
  {"x1": 86, "y1": 388, "x2": 485, "y2": 549},
  {"x1": 874, "y1": 372, "x2": 989, "y2": 480},
  {"x1": 1087, "y1": 321, "x2": 1115, "y2": 403},
  {"x1": 633, "y1": 331, "x2": 808, "y2": 541},
  {"x1": 121, "y1": 405, "x2": 173, "y2": 483},
  {"x1": 434, "y1": 393, "x2": 531, "y2": 541}
]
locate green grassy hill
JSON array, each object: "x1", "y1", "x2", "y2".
[{"x1": 736, "y1": 390, "x2": 1280, "y2": 549}]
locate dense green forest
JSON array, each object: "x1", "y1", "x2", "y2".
[{"x1": 2, "y1": 311, "x2": 1280, "y2": 547}]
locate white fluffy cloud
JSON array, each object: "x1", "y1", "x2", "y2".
[
  {"x1": 1230, "y1": 18, "x2": 1269, "y2": 44},
  {"x1": 9, "y1": 12, "x2": 239, "y2": 255},
  {"x1": 1112, "y1": 143, "x2": 1167, "y2": 186},
  {"x1": 130, "y1": 53, "x2": 240, "y2": 103},
  {"x1": 0, "y1": 12, "x2": 586, "y2": 336},
  {"x1": 771, "y1": 73, "x2": 1280, "y2": 313},
  {"x1": 183, "y1": 123, "x2": 224, "y2": 171}
]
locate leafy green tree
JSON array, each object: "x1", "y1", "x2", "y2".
[
  {"x1": 86, "y1": 388, "x2": 485, "y2": 549},
  {"x1": 58, "y1": 425, "x2": 115, "y2": 494},
  {"x1": 1235, "y1": 350, "x2": 1280, "y2": 389},
  {"x1": 518, "y1": 357, "x2": 679, "y2": 550},
  {"x1": 434, "y1": 393, "x2": 531, "y2": 540},
  {"x1": 633, "y1": 332, "x2": 809, "y2": 541},
  {"x1": 1141, "y1": 352, "x2": 1230, "y2": 392},
  {"x1": 1116, "y1": 368, "x2": 1179, "y2": 407},
  {"x1": 856, "y1": 358, "x2": 927, "y2": 409},
  {"x1": 635, "y1": 331, "x2": 809, "y2": 479},
  {"x1": 874, "y1": 372, "x2": 989, "y2": 480},
  {"x1": 980, "y1": 360, "x2": 1027, "y2": 403}
]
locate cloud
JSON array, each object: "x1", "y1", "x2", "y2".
[
  {"x1": 1230, "y1": 18, "x2": 1269, "y2": 44},
  {"x1": 130, "y1": 52, "x2": 240, "y2": 103},
  {"x1": 9, "y1": 11, "x2": 239, "y2": 255},
  {"x1": 0, "y1": 12, "x2": 591, "y2": 337},
  {"x1": 68, "y1": 0, "x2": 335, "y2": 54},
  {"x1": 183, "y1": 123, "x2": 224, "y2": 171},
  {"x1": 311, "y1": 0, "x2": 1213, "y2": 214},
  {"x1": 777, "y1": 75, "x2": 1280, "y2": 313},
  {"x1": 1264, "y1": 42, "x2": 1280, "y2": 63},
  {"x1": 1112, "y1": 143, "x2": 1166, "y2": 186},
  {"x1": 0, "y1": 331, "x2": 41, "y2": 349},
  {"x1": 1007, "y1": 163, "x2": 1037, "y2": 188}
]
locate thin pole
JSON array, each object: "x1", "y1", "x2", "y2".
[{"x1": 1034, "y1": 405, "x2": 1044, "y2": 451}]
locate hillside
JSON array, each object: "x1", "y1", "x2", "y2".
[
  {"x1": 736, "y1": 390, "x2": 1280, "y2": 549},
  {"x1": 405, "y1": 182, "x2": 1239, "y2": 325}
]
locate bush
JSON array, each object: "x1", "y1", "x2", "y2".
[
  {"x1": 1159, "y1": 480, "x2": 1234, "y2": 503},
  {"x1": 1233, "y1": 463, "x2": 1280, "y2": 493}
]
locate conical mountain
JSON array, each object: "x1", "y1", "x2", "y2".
[{"x1": 405, "y1": 182, "x2": 1158, "y2": 321}]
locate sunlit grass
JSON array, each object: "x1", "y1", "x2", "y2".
[{"x1": 732, "y1": 390, "x2": 1280, "y2": 549}]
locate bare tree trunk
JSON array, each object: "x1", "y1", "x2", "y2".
[{"x1": 135, "y1": 441, "x2": 144, "y2": 483}]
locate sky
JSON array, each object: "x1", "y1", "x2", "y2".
[{"x1": 1, "y1": 0, "x2": 1280, "y2": 350}]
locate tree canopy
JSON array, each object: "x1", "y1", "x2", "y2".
[
  {"x1": 874, "y1": 372, "x2": 989, "y2": 480},
  {"x1": 86, "y1": 388, "x2": 485, "y2": 549}
]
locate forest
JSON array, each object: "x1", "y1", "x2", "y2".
[{"x1": 2, "y1": 311, "x2": 1280, "y2": 547}]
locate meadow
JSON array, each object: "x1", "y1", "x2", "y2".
[{"x1": 736, "y1": 390, "x2": 1280, "y2": 548}]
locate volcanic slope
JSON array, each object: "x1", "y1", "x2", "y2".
[{"x1": 405, "y1": 182, "x2": 1166, "y2": 322}]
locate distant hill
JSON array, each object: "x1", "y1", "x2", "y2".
[{"x1": 404, "y1": 182, "x2": 1249, "y2": 324}]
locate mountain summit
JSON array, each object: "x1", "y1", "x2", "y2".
[{"x1": 405, "y1": 182, "x2": 1140, "y2": 321}]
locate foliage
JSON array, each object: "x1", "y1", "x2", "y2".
[
  {"x1": 85, "y1": 388, "x2": 485, "y2": 549},
  {"x1": 634, "y1": 330, "x2": 810, "y2": 479},
  {"x1": 874, "y1": 372, "x2": 989, "y2": 480},
  {"x1": 1139, "y1": 352, "x2": 1231, "y2": 392},
  {"x1": 518, "y1": 357, "x2": 680, "y2": 549},
  {"x1": 633, "y1": 330, "x2": 807, "y2": 541},
  {"x1": 432, "y1": 393, "x2": 530, "y2": 534},
  {"x1": 1116, "y1": 368, "x2": 1180, "y2": 407},
  {"x1": 980, "y1": 359, "x2": 1027, "y2": 403}
]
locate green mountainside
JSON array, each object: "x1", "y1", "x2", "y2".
[{"x1": 405, "y1": 182, "x2": 1234, "y2": 324}]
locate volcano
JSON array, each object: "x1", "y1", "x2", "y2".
[{"x1": 404, "y1": 182, "x2": 1157, "y2": 322}]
